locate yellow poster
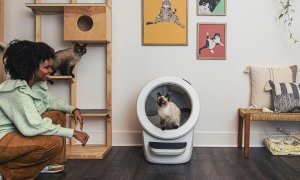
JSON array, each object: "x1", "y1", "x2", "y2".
[{"x1": 143, "y1": 0, "x2": 187, "y2": 45}]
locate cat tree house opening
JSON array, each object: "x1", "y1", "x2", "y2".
[{"x1": 77, "y1": 15, "x2": 93, "y2": 32}]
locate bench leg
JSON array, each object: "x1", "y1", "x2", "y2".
[
  {"x1": 244, "y1": 114, "x2": 251, "y2": 158},
  {"x1": 238, "y1": 113, "x2": 243, "y2": 148}
]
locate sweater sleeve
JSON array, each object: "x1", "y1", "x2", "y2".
[
  {"x1": 2, "y1": 92, "x2": 74, "y2": 138},
  {"x1": 33, "y1": 82, "x2": 75, "y2": 114}
]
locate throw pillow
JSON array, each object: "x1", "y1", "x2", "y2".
[
  {"x1": 268, "y1": 80, "x2": 300, "y2": 113},
  {"x1": 246, "y1": 65, "x2": 298, "y2": 109}
]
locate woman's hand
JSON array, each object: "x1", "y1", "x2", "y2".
[
  {"x1": 73, "y1": 130, "x2": 89, "y2": 146},
  {"x1": 72, "y1": 108, "x2": 84, "y2": 130}
]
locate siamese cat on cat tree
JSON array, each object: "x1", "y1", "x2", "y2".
[{"x1": 49, "y1": 42, "x2": 87, "y2": 84}]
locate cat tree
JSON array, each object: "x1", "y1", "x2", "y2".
[{"x1": 26, "y1": 0, "x2": 112, "y2": 159}]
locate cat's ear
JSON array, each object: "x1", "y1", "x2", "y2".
[
  {"x1": 165, "y1": 94, "x2": 170, "y2": 101},
  {"x1": 157, "y1": 92, "x2": 161, "y2": 97},
  {"x1": 83, "y1": 44, "x2": 88, "y2": 47},
  {"x1": 74, "y1": 42, "x2": 80, "y2": 46}
]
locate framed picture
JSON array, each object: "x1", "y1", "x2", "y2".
[
  {"x1": 142, "y1": 0, "x2": 188, "y2": 46},
  {"x1": 197, "y1": 23, "x2": 226, "y2": 60},
  {"x1": 197, "y1": 0, "x2": 226, "y2": 16}
]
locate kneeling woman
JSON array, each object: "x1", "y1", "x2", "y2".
[{"x1": 0, "y1": 40, "x2": 89, "y2": 179}]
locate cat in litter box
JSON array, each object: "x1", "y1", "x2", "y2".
[{"x1": 157, "y1": 92, "x2": 181, "y2": 130}]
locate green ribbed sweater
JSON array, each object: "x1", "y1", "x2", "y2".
[{"x1": 0, "y1": 79, "x2": 75, "y2": 139}]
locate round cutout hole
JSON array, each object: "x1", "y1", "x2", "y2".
[{"x1": 77, "y1": 15, "x2": 93, "y2": 32}]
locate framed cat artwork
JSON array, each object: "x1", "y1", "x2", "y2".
[
  {"x1": 197, "y1": 0, "x2": 226, "y2": 16},
  {"x1": 197, "y1": 23, "x2": 226, "y2": 60},
  {"x1": 142, "y1": 0, "x2": 188, "y2": 46}
]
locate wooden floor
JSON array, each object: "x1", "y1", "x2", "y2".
[{"x1": 37, "y1": 147, "x2": 300, "y2": 180}]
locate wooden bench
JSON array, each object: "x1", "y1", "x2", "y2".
[{"x1": 238, "y1": 108, "x2": 300, "y2": 158}]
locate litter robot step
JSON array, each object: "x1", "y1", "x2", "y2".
[{"x1": 149, "y1": 142, "x2": 187, "y2": 156}]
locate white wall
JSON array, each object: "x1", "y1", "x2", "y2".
[{"x1": 6, "y1": 0, "x2": 300, "y2": 147}]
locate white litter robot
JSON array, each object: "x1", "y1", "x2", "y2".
[{"x1": 137, "y1": 76, "x2": 200, "y2": 164}]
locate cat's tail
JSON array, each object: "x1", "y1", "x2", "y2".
[
  {"x1": 176, "y1": 22, "x2": 185, "y2": 28},
  {"x1": 199, "y1": 46, "x2": 206, "y2": 54},
  {"x1": 146, "y1": 21, "x2": 155, "y2": 25}
]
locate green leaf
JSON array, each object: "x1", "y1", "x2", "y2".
[
  {"x1": 284, "y1": 5, "x2": 289, "y2": 9},
  {"x1": 278, "y1": 0, "x2": 298, "y2": 44}
]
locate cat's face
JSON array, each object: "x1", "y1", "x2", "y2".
[
  {"x1": 213, "y1": 34, "x2": 222, "y2": 43},
  {"x1": 74, "y1": 43, "x2": 87, "y2": 56},
  {"x1": 199, "y1": 0, "x2": 220, "y2": 13},
  {"x1": 157, "y1": 92, "x2": 170, "y2": 107},
  {"x1": 162, "y1": 0, "x2": 171, "y2": 9},
  {"x1": 213, "y1": 33, "x2": 221, "y2": 41}
]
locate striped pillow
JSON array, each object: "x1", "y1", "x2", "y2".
[{"x1": 269, "y1": 80, "x2": 300, "y2": 113}]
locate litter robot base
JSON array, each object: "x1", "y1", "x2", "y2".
[{"x1": 142, "y1": 130, "x2": 194, "y2": 164}]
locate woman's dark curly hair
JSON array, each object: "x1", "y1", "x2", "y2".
[{"x1": 3, "y1": 39, "x2": 55, "y2": 82}]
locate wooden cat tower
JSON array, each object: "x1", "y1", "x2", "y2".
[{"x1": 26, "y1": 0, "x2": 112, "y2": 159}]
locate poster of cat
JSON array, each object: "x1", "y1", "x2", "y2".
[
  {"x1": 142, "y1": 0, "x2": 187, "y2": 45},
  {"x1": 197, "y1": 0, "x2": 226, "y2": 16},
  {"x1": 197, "y1": 23, "x2": 226, "y2": 60}
]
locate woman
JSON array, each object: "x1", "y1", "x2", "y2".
[{"x1": 0, "y1": 39, "x2": 89, "y2": 179}]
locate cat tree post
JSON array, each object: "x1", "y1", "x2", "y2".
[
  {"x1": 35, "y1": 0, "x2": 41, "y2": 42},
  {"x1": 107, "y1": 0, "x2": 112, "y2": 8},
  {"x1": 0, "y1": 0, "x2": 6, "y2": 83},
  {"x1": 106, "y1": 41, "x2": 112, "y2": 147},
  {"x1": 0, "y1": 0, "x2": 5, "y2": 42},
  {"x1": 105, "y1": 0, "x2": 112, "y2": 146},
  {"x1": 70, "y1": 65, "x2": 77, "y2": 145}
]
